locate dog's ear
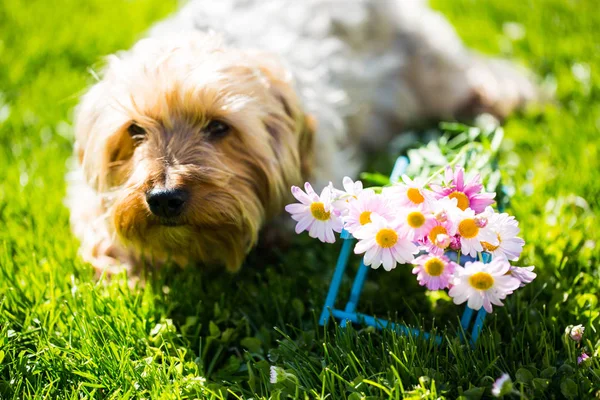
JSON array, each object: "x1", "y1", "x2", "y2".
[
  {"x1": 244, "y1": 52, "x2": 316, "y2": 183},
  {"x1": 74, "y1": 81, "x2": 135, "y2": 192}
]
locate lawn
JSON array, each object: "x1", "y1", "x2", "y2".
[{"x1": 1, "y1": 0, "x2": 599, "y2": 398}]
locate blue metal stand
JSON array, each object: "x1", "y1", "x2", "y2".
[{"x1": 319, "y1": 156, "x2": 492, "y2": 345}]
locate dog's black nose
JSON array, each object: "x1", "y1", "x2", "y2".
[{"x1": 146, "y1": 188, "x2": 189, "y2": 219}]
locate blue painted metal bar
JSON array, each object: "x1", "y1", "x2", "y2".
[
  {"x1": 460, "y1": 307, "x2": 474, "y2": 332},
  {"x1": 319, "y1": 231, "x2": 355, "y2": 325},
  {"x1": 389, "y1": 156, "x2": 410, "y2": 183},
  {"x1": 340, "y1": 261, "x2": 370, "y2": 327},
  {"x1": 344, "y1": 261, "x2": 369, "y2": 314},
  {"x1": 331, "y1": 309, "x2": 443, "y2": 345},
  {"x1": 471, "y1": 307, "x2": 488, "y2": 345}
]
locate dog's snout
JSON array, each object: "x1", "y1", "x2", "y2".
[{"x1": 146, "y1": 188, "x2": 189, "y2": 219}]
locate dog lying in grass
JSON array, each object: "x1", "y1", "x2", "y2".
[{"x1": 68, "y1": 0, "x2": 535, "y2": 275}]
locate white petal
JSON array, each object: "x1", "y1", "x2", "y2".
[
  {"x1": 364, "y1": 246, "x2": 381, "y2": 266},
  {"x1": 285, "y1": 204, "x2": 308, "y2": 214},
  {"x1": 467, "y1": 293, "x2": 484, "y2": 311},
  {"x1": 382, "y1": 250, "x2": 395, "y2": 271},
  {"x1": 354, "y1": 238, "x2": 376, "y2": 254}
]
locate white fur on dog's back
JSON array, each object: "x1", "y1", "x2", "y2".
[{"x1": 149, "y1": 0, "x2": 536, "y2": 186}]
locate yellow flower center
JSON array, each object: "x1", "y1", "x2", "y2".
[
  {"x1": 359, "y1": 211, "x2": 372, "y2": 225},
  {"x1": 428, "y1": 225, "x2": 448, "y2": 246},
  {"x1": 449, "y1": 191, "x2": 470, "y2": 211},
  {"x1": 482, "y1": 234, "x2": 502, "y2": 251},
  {"x1": 468, "y1": 272, "x2": 494, "y2": 290},
  {"x1": 458, "y1": 219, "x2": 479, "y2": 239},
  {"x1": 375, "y1": 228, "x2": 398, "y2": 248},
  {"x1": 424, "y1": 258, "x2": 445, "y2": 277},
  {"x1": 407, "y1": 187, "x2": 425, "y2": 204},
  {"x1": 310, "y1": 202, "x2": 330, "y2": 221},
  {"x1": 407, "y1": 211, "x2": 425, "y2": 228}
]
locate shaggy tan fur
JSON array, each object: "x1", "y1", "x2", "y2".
[{"x1": 70, "y1": 34, "x2": 313, "y2": 272}]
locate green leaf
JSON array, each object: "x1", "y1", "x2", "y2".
[
  {"x1": 560, "y1": 378, "x2": 578, "y2": 399},
  {"x1": 533, "y1": 378, "x2": 549, "y2": 390},
  {"x1": 359, "y1": 172, "x2": 390, "y2": 186},
  {"x1": 540, "y1": 367, "x2": 556, "y2": 379},
  {"x1": 240, "y1": 337, "x2": 262, "y2": 353},
  {"x1": 462, "y1": 386, "x2": 485, "y2": 400},
  {"x1": 516, "y1": 368, "x2": 534, "y2": 384},
  {"x1": 348, "y1": 393, "x2": 364, "y2": 400},
  {"x1": 208, "y1": 321, "x2": 220, "y2": 337}
]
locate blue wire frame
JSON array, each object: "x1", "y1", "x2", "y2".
[{"x1": 319, "y1": 156, "x2": 492, "y2": 345}]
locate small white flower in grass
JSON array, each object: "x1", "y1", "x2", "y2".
[
  {"x1": 269, "y1": 365, "x2": 284, "y2": 383},
  {"x1": 509, "y1": 266, "x2": 536, "y2": 288},
  {"x1": 412, "y1": 254, "x2": 457, "y2": 290},
  {"x1": 480, "y1": 207, "x2": 525, "y2": 261},
  {"x1": 383, "y1": 175, "x2": 435, "y2": 209},
  {"x1": 491, "y1": 373, "x2": 513, "y2": 397},
  {"x1": 567, "y1": 324, "x2": 585, "y2": 342},
  {"x1": 342, "y1": 189, "x2": 394, "y2": 235},
  {"x1": 395, "y1": 206, "x2": 437, "y2": 241},
  {"x1": 456, "y1": 208, "x2": 499, "y2": 257},
  {"x1": 448, "y1": 259, "x2": 520, "y2": 313},
  {"x1": 285, "y1": 183, "x2": 342, "y2": 243},
  {"x1": 353, "y1": 214, "x2": 419, "y2": 271}
]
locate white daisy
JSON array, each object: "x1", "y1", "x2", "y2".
[
  {"x1": 456, "y1": 208, "x2": 499, "y2": 257},
  {"x1": 353, "y1": 214, "x2": 419, "y2": 271},
  {"x1": 448, "y1": 259, "x2": 521, "y2": 313},
  {"x1": 480, "y1": 207, "x2": 525, "y2": 261},
  {"x1": 284, "y1": 182, "x2": 343, "y2": 243},
  {"x1": 382, "y1": 175, "x2": 435, "y2": 209},
  {"x1": 342, "y1": 189, "x2": 393, "y2": 235}
]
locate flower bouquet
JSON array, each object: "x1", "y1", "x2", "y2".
[{"x1": 285, "y1": 159, "x2": 536, "y2": 340}]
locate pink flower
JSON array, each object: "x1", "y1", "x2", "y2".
[
  {"x1": 430, "y1": 166, "x2": 495, "y2": 213},
  {"x1": 285, "y1": 183, "x2": 343, "y2": 243},
  {"x1": 449, "y1": 235, "x2": 462, "y2": 251},
  {"x1": 422, "y1": 197, "x2": 460, "y2": 254},
  {"x1": 383, "y1": 175, "x2": 435, "y2": 209},
  {"x1": 412, "y1": 254, "x2": 457, "y2": 290},
  {"x1": 330, "y1": 176, "x2": 364, "y2": 213},
  {"x1": 509, "y1": 266, "x2": 536, "y2": 288},
  {"x1": 491, "y1": 373, "x2": 512, "y2": 397},
  {"x1": 422, "y1": 220, "x2": 455, "y2": 255},
  {"x1": 578, "y1": 352, "x2": 590, "y2": 365},
  {"x1": 395, "y1": 206, "x2": 437, "y2": 241},
  {"x1": 567, "y1": 325, "x2": 585, "y2": 342},
  {"x1": 342, "y1": 190, "x2": 394, "y2": 235}
]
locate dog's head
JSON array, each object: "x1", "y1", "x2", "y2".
[{"x1": 74, "y1": 33, "x2": 314, "y2": 271}]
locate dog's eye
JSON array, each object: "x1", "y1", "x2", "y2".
[
  {"x1": 127, "y1": 123, "x2": 146, "y2": 142},
  {"x1": 204, "y1": 120, "x2": 231, "y2": 139}
]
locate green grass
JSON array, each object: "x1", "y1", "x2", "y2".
[{"x1": 1, "y1": 0, "x2": 599, "y2": 398}]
